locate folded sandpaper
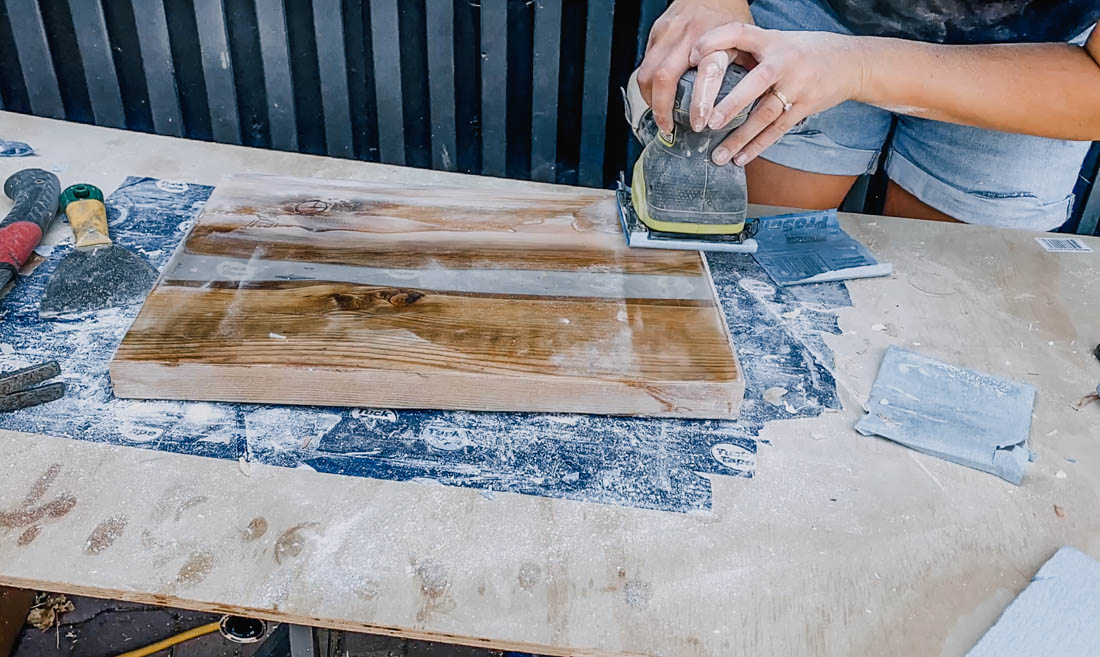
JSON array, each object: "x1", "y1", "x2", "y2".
[
  {"x1": 968, "y1": 547, "x2": 1100, "y2": 657},
  {"x1": 856, "y1": 346, "x2": 1036, "y2": 484},
  {"x1": 752, "y1": 209, "x2": 892, "y2": 286},
  {"x1": 0, "y1": 139, "x2": 33, "y2": 157}
]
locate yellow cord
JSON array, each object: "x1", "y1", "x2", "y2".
[{"x1": 113, "y1": 621, "x2": 221, "y2": 657}]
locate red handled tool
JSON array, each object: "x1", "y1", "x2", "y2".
[{"x1": 0, "y1": 169, "x2": 61, "y2": 293}]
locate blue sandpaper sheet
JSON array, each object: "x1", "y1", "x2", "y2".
[
  {"x1": 968, "y1": 547, "x2": 1100, "y2": 657},
  {"x1": 752, "y1": 209, "x2": 892, "y2": 286},
  {"x1": 856, "y1": 346, "x2": 1036, "y2": 484},
  {"x1": 0, "y1": 177, "x2": 850, "y2": 514},
  {"x1": 0, "y1": 139, "x2": 33, "y2": 157}
]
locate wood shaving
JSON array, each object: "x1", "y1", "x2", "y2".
[
  {"x1": 26, "y1": 592, "x2": 74, "y2": 631},
  {"x1": 1074, "y1": 393, "x2": 1099, "y2": 410}
]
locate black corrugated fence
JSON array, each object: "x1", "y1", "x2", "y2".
[{"x1": 0, "y1": 0, "x2": 665, "y2": 190}]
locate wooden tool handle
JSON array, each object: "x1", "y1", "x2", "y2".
[
  {"x1": 59, "y1": 184, "x2": 110, "y2": 249},
  {"x1": 66, "y1": 198, "x2": 111, "y2": 249}
]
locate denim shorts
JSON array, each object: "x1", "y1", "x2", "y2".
[{"x1": 751, "y1": 0, "x2": 1095, "y2": 231}]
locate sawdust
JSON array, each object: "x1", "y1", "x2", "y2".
[
  {"x1": 763, "y1": 387, "x2": 797, "y2": 414},
  {"x1": 26, "y1": 593, "x2": 74, "y2": 631},
  {"x1": 763, "y1": 387, "x2": 788, "y2": 405}
]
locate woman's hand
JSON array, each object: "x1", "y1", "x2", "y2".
[
  {"x1": 636, "y1": 0, "x2": 755, "y2": 136},
  {"x1": 689, "y1": 23, "x2": 869, "y2": 166}
]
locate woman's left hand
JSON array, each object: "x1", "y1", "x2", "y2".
[{"x1": 689, "y1": 23, "x2": 869, "y2": 166}]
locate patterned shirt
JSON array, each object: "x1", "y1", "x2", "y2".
[{"x1": 824, "y1": 0, "x2": 1100, "y2": 44}]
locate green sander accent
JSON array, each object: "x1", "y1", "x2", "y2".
[{"x1": 618, "y1": 65, "x2": 760, "y2": 253}]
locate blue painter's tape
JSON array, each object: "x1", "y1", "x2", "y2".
[{"x1": 0, "y1": 177, "x2": 847, "y2": 513}]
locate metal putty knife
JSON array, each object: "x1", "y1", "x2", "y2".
[{"x1": 39, "y1": 183, "x2": 158, "y2": 317}]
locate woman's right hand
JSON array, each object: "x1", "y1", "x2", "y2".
[{"x1": 636, "y1": 0, "x2": 755, "y2": 135}]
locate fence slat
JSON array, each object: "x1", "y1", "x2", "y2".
[
  {"x1": 4, "y1": 0, "x2": 64, "y2": 119},
  {"x1": 625, "y1": 0, "x2": 666, "y2": 177},
  {"x1": 255, "y1": 0, "x2": 298, "y2": 151},
  {"x1": 625, "y1": 0, "x2": 666, "y2": 183},
  {"x1": 130, "y1": 0, "x2": 182, "y2": 136},
  {"x1": 480, "y1": 0, "x2": 507, "y2": 177},
  {"x1": 194, "y1": 0, "x2": 240, "y2": 144},
  {"x1": 578, "y1": 0, "x2": 614, "y2": 187},
  {"x1": 313, "y1": 0, "x2": 354, "y2": 158},
  {"x1": 530, "y1": 0, "x2": 561, "y2": 183},
  {"x1": 426, "y1": 1, "x2": 457, "y2": 171},
  {"x1": 68, "y1": 0, "x2": 125, "y2": 128},
  {"x1": 636, "y1": 0, "x2": 664, "y2": 64},
  {"x1": 369, "y1": 0, "x2": 405, "y2": 165}
]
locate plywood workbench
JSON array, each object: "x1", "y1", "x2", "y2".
[{"x1": 1, "y1": 111, "x2": 1098, "y2": 657}]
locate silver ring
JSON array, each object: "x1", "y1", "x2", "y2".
[{"x1": 770, "y1": 88, "x2": 793, "y2": 112}]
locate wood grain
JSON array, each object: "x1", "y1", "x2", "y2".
[{"x1": 112, "y1": 175, "x2": 743, "y2": 417}]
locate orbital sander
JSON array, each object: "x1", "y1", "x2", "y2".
[{"x1": 618, "y1": 65, "x2": 760, "y2": 253}]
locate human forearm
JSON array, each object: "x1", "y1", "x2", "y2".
[{"x1": 855, "y1": 37, "x2": 1100, "y2": 140}]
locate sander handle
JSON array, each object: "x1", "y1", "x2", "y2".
[{"x1": 0, "y1": 168, "x2": 61, "y2": 286}]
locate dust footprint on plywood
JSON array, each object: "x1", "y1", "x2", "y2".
[
  {"x1": 177, "y1": 550, "x2": 216, "y2": 587},
  {"x1": 413, "y1": 557, "x2": 456, "y2": 621},
  {"x1": 85, "y1": 515, "x2": 128, "y2": 554},
  {"x1": 273, "y1": 522, "x2": 318, "y2": 564},
  {"x1": 240, "y1": 516, "x2": 268, "y2": 542}
]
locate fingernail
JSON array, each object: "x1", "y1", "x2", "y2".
[
  {"x1": 712, "y1": 148, "x2": 729, "y2": 165},
  {"x1": 708, "y1": 114, "x2": 725, "y2": 130},
  {"x1": 733, "y1": 153, "x2": 748, "y2": 166},
  {"x1": 689, "y1": 50, "x2": 698, "y2": 66},
  {"x1": 691, "y1": 117, "x2": 702, "y2": 132}
]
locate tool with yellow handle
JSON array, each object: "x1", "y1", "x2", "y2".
[
  {"x1": 63, "y1": 183, "x2": 113, "y2": 248},
  {"x1": 39, "y1": 183, "x2": 158, "y2": 317}
]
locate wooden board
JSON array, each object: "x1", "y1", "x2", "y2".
[{"x1": 110, "y1": 175, "x2": 743, "y2": 418}]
